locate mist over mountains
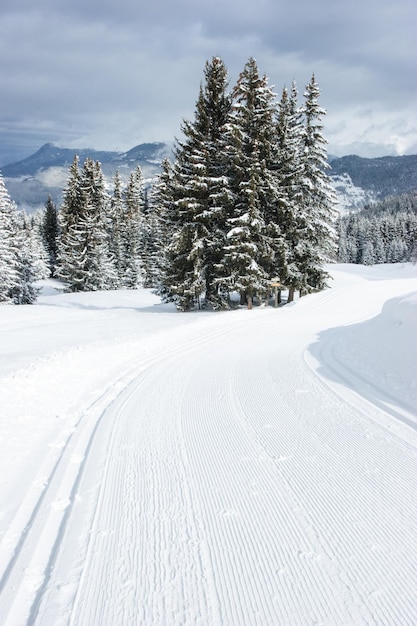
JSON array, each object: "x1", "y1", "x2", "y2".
[{"x1": 1, "y1": 142, "x2": 416, "y2": 213}]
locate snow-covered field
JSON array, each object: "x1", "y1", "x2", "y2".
[{"x1": 0, "y1": 263, "x2": 416, "y2": 626}]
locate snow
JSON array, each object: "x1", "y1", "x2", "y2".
[
  {"x1": 330, "y1": 173, "x2": 376, "y2": 213},
  {"x1": 0, "y1": 264, "x2": 416, "y2": 625}
]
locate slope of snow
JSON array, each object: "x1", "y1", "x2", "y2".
[
  {"x1": 0, "y1": 264, "x2": 416, "y2": 625},
  {"x1": 330, "y1": 173, "x2": 376, "y2": 212}
]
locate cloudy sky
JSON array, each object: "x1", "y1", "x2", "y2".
[{"x1": 1, "y1": 0, "x2": 416, "y2": 165}]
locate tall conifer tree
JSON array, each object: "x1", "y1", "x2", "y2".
[
  {"x1": 0, "y1": 173, "x2": 20, "y2": 303},
  {"x1": 297, "y1": 75, "x2": 337, "y2": 293},
  {"x1": 42, "y1": 195, "x2": 59, "y2": 277},
  {"x1": 161, "y1": 56, "x2": 232, "y2": 310},
  {"x1": 218, "y1": 58, "x2": 277, "y2": 306},
  {"x1": 274, "y1": 83, "x2": 305, "y2": 300},
  {"x1": 122, "y1": 165, "x2": 145, "y2": 288},
  {"x1": 57, "y1": 157, "x2": 116, "y2": 291}
]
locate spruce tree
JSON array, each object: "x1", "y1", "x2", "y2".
[
  {"x1": 57, "y1": 157, "x2": 116, "y2": 291},
  {"x1": 27, "y1": 211, "x2": 50, "y2": 281},
  {"x1": 9, "y1": 213, "x2": 40, "y2": 304},
  {"x1": 274, "y1": 83, "x2": 305, "y2": 300},
  {"x1": 0, "y1": 173, "x2": 20, "y2": 303},
  {"x1": 56, "y1": 155, "x2": 83, "y2": 288},
  {"x1": 42, "y1": 195, "x2": 59, "y2": 277},
  {"x1": 122, "y1": 165, "x2": 145, "y2": 288},
  {"x1": 150, "y1": 158, "x2": 176, "y2": 298},
  {"x1": 161, "y1": 56, "x2": 232, "y2": 310},
  {"x1": 297, "y1": 74, "x2": 337, "y2": 293},
  {"x1": 218, "y1": 58, "x2": 277, "y2": 306},
  {"x1": 108, "y1": 170, "x2": 125, "y2": 286}
]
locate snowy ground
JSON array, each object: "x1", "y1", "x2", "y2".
[{"x1": 0, "y1": 263, "x2": 416, "y2": 626}]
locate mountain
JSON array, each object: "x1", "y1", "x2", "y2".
[
  {"x1": 329, "y1": 154, "x2": 417, "y2": 212},
  {"x1": 1, "y1": 142, "x2": 416, "y2": 213},
  {"x1": 0, "y1": 142, "x2": 172, "y2": 212}
]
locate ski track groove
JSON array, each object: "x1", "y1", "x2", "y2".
[
  {"x1": 0, "y1": 365, "x2": 144, "y2": 626},
  {"x1": 1, "y1": 280, "x2": 416, "y2": 625},
  {"x1": 0, "y1": 320, "x2": 246, "y2": 626},
  {"x1": 181, "y1": 344, "x2": 349, "y2": 625},
  {"x1": 37, "y1": 320, "x2": 251, "y2": 626},
  {"x1": 180, "y1": 299, "x2": 416, "y2": 624},
  {"x1": 237, "y1": 330, "x2": 417, "y2": 624}
]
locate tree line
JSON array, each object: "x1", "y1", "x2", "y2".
[
  {"x1": 337, "y1": 191, "x2": 417, "y2": 265},
  {"x1": 1, "y1": 56, "x2": 340, "y2": 307}
]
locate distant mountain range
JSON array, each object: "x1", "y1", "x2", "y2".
[
  {"x1": 329, "y1": 154, "x2": 417, "y2": 212},
  {"x1": 1, "y1": 142, "x2": 172, "y2": 212},
  {"x1": 1, "y1": 142, "x2": 416, "y2": 213}
]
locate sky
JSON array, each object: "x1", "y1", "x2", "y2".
[{"x1": 1, "y1": 0, "x2": 416, "y2": 166}]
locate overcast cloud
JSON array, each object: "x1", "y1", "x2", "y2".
[{"x1": 1, "y1": 0, "x2": 416, "y2": 165}]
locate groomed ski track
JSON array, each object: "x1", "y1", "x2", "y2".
[{"x1": 1, "y1": 271, "x2": 416, "y2": 625}]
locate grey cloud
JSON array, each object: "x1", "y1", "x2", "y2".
[{"x1": 0, "y1": 0, "x2": 415, "y2": 163}]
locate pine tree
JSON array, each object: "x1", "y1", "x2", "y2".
[
  {"x1": 218, "y1": 58, "x2": 277, "y2": 306},
  {"x1": 160, "y1": 56, "x2": 233, "y2": 310},
  {"x1": 57, "y1": 157, "x2": 116, "y2": 291},
  {"x1": 79, "y1": 158, "x2": 117, "y2": 290},
  {"x1": 0, "y1": 173, "x2": 20, "y2": 303},
  {"x1": 220, "y1": 155, "x2": 272, "y2": 308},
  {"x1": 27, "y1": 211, "x2": 50, "y2": 280},
  {"x1": 108, "y1": 170, "x2": 125, "y2": 286},
  {"x1": 274, "y1": 83, "x2": 305, "y2": 299},
  {"x1": 150, "y1": 158, "x2": 176, "y2": 298},
  {"x1": 122, "y1": 165, "x2": 145, "y2": 288},
  {"x1": 297, "y1": 75, "x2": 337, "y2": 293},
  {"x1": 9, "y1": 213, "x2": 40, "y2": 304},
  {"x1": 42, "y1": 195, "x2": 59, "y2": 276},
  {"x1": 56, "y1": 155, "x2": 82, "y2": 287}
]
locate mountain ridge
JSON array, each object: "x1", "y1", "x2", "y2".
[{"x1": 1, "y1": 142, "x2": 416, "y2": 213}]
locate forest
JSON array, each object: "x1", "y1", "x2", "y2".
[
  {"x1": 337, "y1": 191, "x2": 417, "y2": 265},
  {"x1": 1, "y1": 57, "x2": 415, "y2": 308}
]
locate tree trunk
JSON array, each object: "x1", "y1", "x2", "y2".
[{"x1": 287, "y1": 287, "x2": 294, "y2": 303}]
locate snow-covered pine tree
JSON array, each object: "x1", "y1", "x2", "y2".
[
  {"x1": 297, "y1": 74, "x2": 337, "y2": 293},
  {"x1": 121, "y1": 165, "x2": 145, "y2": 288},
  {"x1": 56, "y1": 155, "x2": 83, "y2": 288},
  {"x1": 219, "y1": 149, "x2": 272, "y2": 308},
  {"x1": 79, "y1": 158, "x2": 117, "y2": 290},
  {"x1": 26, "y1": 211, "x2": 50, "y2": 280},
  {"x1": 150, "y1": 158, "x2": 176, "y2": 298},
  {"x1": 108, "y1": 170, "x2": 125, "y2": 286},
  {"x1": 217, "y1": 58, "x2": 276, "y2": 306},
  {"x1": 139, "y1": 207, "x2": 160, "y2": 288},
  {"x1": 0, "y1": 173, "x2": 20, "y2": 303},
  {"x1": 9, "y1": 212, "x2": 40, "y2": 304},
  {"x1": 41, "y1": 195, "x2": 59, "y2": 277},
  {"x1": 273, "y1": 83, "x2": 305, "y2": 299},
  {"x1": 160, "y1": 56, "x2": 232, "y2": 310},
  {"x1": 57, "y1": 157, "x2": 117, "y2": 291}
]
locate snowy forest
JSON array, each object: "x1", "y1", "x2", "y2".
[
  {"x1": 1, "y1": 57, "x2": 415, "y2": 308},
  {"x1": 337, "y1": 191, "x2": 417, "y2": 265}
]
